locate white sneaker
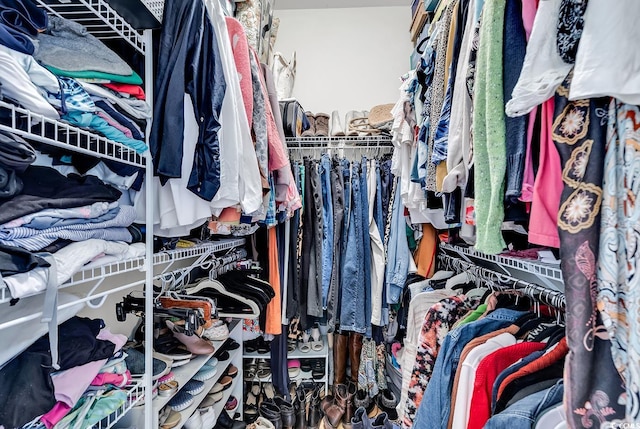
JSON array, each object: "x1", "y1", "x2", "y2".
[
  {"x1": 184, "y1": 411, "x2": 202, "y2": 429},
  {"x1": 199, "y1": 406, "x2": 217, "y2": 428}
]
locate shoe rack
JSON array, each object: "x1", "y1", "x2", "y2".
[
  {"x1": 242, "y1": 335, "x2": 329, "y2": 394},
  {"x1": 115, "y1": 319, "x2": 244, "y2": 428}
]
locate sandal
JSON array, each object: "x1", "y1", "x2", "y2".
[
  {"x1": 244, "y1": 359, "x2": 257, "y2": 381},
  {"x1": 298, "y1": 331, "x2": 311, "y2": 353},
  {"x1": 244, "y1": 382, "x2": 261, "y2": 423},
  {"x1": 311, "y1": 360, "x2": 325, "y2": 380},
  {"x1": 287, "y1": 338, "x2": 297, "y2": 353},
  {"x1": 256, "y1": 359, "x2": 271, "y2": 379},
  {"x1": 256, "y1": 336, "x2": 271, "y2": 354},
  {"x1": 310, "y1": 324, "x2": 323, "y2": 352},
  {"x1": 262, "y1": 382, "x2": 276, "y2": 400}
]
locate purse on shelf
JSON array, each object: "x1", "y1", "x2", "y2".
[{"x1": 272, "y1": 51, "x2": 296, "y2": 100}]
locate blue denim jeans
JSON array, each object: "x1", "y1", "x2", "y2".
[
  {"x1": 359, "y1": 159, "x2": 372, "y2": 337},
  {"x1": 339, "y1": 165, "x2": 367, "y2": 333},
  {"x1": 414, "y1": 308, "x2": 527, "y2": 429},
  {"x1": 484, "y1": 381, "x2": 564, "y2": 429},
  {"x1": 319, "y1": 154, "x2": 334, "y2": 308},
  {"x1": 385, "y1": 186, "x2": 409, "y2": 305}
]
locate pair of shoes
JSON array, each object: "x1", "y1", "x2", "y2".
[
  {"x1": 202, "y1": 319, "x2": 230, "y2": 341},
  {"x1": 310, "y1": 324, "x2": 323, "y2": 351},
  {"x1": 168, "y1": 390, "x2": 194, "y2": 412},
  {"x1": 245, "y1": 336, "x2": 270, "y2": 354},
  {"x1": 124, "y1": 347, "x2": 170, "y2": 381},
  {"x1": 185, "y1": 407, "x2": 217, "y2": 429},
  {"x1": 376, "y1": 389, "x2": 398, "y2": 421},
  {"x1": 159, "y1": 405, "x2": 182, "y2": 429},
  {"x1": 211, "y1": 374, "x2": 234, "y2": 394},
  {"x1": 244, "y1": 382, "x2": 261, "y2": 423},
  {"x1": 302, "y1": 112, "x2": 330, "y2": 137},
  {"x1": 245, "y1": 358, "x2": 258, "y2": 380},
  {"x1": 353, "y1": 390, "x2": 379, "y2": 419},
  {"x1": 256, "y1": 359, "x2": 271, "y2": 379},
  {"x1": 350, "y1": 407, "x2": 393, "y2": 429},
  {"x1": 166, "y1": 320, "x2": 215, "y2": 355},
  {"x1": 288, "y1": 359, "x2": 301, "y2": 378},
  {"x1": 193, "y1": 363, "x2": 218, "y2": 381}
]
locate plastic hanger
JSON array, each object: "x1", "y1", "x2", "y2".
[{"x1": 185, "y1": 279, "x2": 260, "y2": 318}]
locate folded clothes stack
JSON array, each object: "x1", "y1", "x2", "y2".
[
  {"x1": 0, "y1": 317, "x2": 135, "y2": 429},
  {"x1": 0, "y1": 156, "x2": 145, "y2": 300},
  {"x1": 0, "y1": 2, "x2": 149, "y2": 153}
]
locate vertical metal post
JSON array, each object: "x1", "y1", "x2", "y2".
[{"x1": 142, "y1": 28, "x2": 157, "y2": 429}]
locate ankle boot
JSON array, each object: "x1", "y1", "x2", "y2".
[
  {"x1": 322, "y1": 384, "x2": 347, "y2": 429},
  {"x1": 307, "y1": 388, "x2": 322, "y2": 429},
  {"x1": 334, "y1": 332, "x2": 349, "y2": 385},
  {"x1": 294, "y1": 396, "x2": 306, "y2": 429},
  {"x1": 260, "y1": 401, "x2": 283, "y2": 429},
  {"x1": 302, "y1": 112, "x2": 315, "y2": 137},
  {"x1": 275, "y1": 397, "x2": 296, "y2": 429},
  {"x1": 320, "y1": 384, "x2": 335, "y2": 414},
  {"x1": 348, "y1": 332, "x2": 363, "y2": 383},
  {"x1": 370, "y1": 413, "x2": 392, "y2": 429},
  {"x1": 341, "y1": 381, "x2": 356, "y2": 429},
  {"x1": 350, "y1": 407, "x2": 369, "y2": 429}
]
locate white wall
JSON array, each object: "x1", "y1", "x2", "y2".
[{"x1": 273, "y1": 6, "x2": 412, "y2": 119}]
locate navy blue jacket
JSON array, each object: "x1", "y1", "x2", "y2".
[{"x1": 150, "y1": 0, "x2": 226, "y2": 201}]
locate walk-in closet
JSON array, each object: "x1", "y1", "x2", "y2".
[{"x1": 0, "y1": 0, "x2": 637, "y2": 428}]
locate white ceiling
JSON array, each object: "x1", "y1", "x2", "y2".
[{"x1": 274, "y1": 0, "x2": 408, "y2": 10}]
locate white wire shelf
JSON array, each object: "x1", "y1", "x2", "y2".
[
  {"x1": 440, "y1": 243, "x2": 564, "y2": 292},
  {"x1": 286, "y1": 135, "x2": 393, "y2": 146},
  {"x1": 0, "y1": 100, "x2": 146, "y2": 167},
  {"x1": 95, "y1": 378, "x2": 145, "y2": 429},
  {"x1": 35, "y1": 0, "x2": 146, "y2": 54},
  {"x1": 0, "y1": 238, "x2": 246, "y2": 306}
]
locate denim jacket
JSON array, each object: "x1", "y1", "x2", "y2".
[{"x1": 414, "y1": 308, "x2": 526, "y2": 428}]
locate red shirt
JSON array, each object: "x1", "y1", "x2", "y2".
[{"x1": 467, "y1": 341, "x2": 546, "y2": 429}]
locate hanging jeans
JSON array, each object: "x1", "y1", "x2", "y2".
[
  {"x1": 337, "y1": 159, "x2": 352, "y2": 326},
  {"x1": 339, "y1": 163, "x2": 368, "y2": 334},
  {"x1": 319, "y1": 154, "x2": 334, "y2": 308},
  {"x1": 327, "y1": 157, "x2": 344, "y2": 331}
]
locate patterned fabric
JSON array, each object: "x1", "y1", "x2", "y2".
[
  {"x1": 234, "y1": 0, "x2": 261, "y2": 51},
  {"x1": 249, "y1": 51, "x2": 268, "y2": 182},
  {"x1": 47, "y1": 76, "x2": 95, "y2": 114},
  {"x1": 425, "y1": 3, "x2": 455, "y2": 193},
  {"x1": 556, "y1": 0, "x2": 589, "y2": 64},
  {"x1": 598, "y1": 101, "x2": 640, "y2": 423},
  {"x1": 552, "y1": 76, "x2": 626, "y2": 428},
  {"x1": 358, "y1": 338, "x2": 379, "y2": 397},
  {"x1": 402, "y1": 295, "x2": 471, "y2": 429},
  {"x1": 432, "y1": 69, "x2": 454, "y2": 166}
]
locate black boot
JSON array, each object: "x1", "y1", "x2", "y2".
[
  {"x1": 275, "y1": 396, "x2": 296, "y2": 429},
  {"x1": 260, "y1": 400, "x2": 283, "y2": 429},
  {"x1": 307, "y1": 388, "x2": 322, "y2": 429}
]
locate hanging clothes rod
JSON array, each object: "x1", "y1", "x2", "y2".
[{"x1": 437, "y1": 252, "x2": 566, "y2": 310}]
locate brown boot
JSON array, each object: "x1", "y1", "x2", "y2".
[
  {"x1": 302, "y1": 111, "x2": 315, "y2": 137},
  {"x1": 322, "y1": 383, "x2": 348, "y2": 429},
  {"x1": 348, "y1": 332, "x2": 363, "y2": 383},
  {"x1": 341, "y1": 381, "x2": 357, "y2": 429},
  {"x1": 334, "y1": 332, "x2": 348, "y2": 385}
]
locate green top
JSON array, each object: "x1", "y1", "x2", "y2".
[{"x1": 45, "y1": 65, "x2": 143, "y2": 85}]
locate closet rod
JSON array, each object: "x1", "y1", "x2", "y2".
[{"x1": 437, "y1": 252, "x2": 566, "y2": 311}]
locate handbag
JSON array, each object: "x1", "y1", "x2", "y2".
[
  {"x1": 272, "y1": 51, "x2": 296, "y2": 100},
  {"x1": 279, "y1": 98, "x2": 309, "y2": 137}
]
